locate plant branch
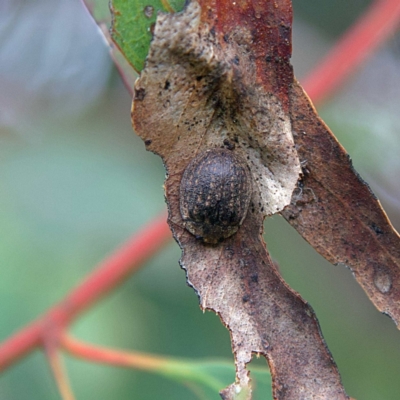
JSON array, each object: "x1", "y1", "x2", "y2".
[{"x1": 0, "y1": 212, "x2": 170, "y2": 371}]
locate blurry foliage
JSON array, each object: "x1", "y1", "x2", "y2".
[
  {"x1": 292, "y1": 0, "x2": 373, "y2": 37},
  {"x1": 1, "y1": 0, "x2": 400, "y2": 399}
]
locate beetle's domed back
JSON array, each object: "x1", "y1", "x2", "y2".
[{"x1": 180, "y1": 148, "x2": 252, "y2": 244}]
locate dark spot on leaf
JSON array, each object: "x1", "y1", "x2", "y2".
[
  {"x1": 251, "y1": 273, "x2": 258, "y2": 283},
  {"x1": 370, "y1": 223, "x2": 384, "y2": 235},
  {"x1": 261, "y1": 336, "x2": 269, "y2": 349},
  {"x1": 279, "y1": 23, "x2": 290, "y2": 38},
  {"x1": 134, "y1": 88, "x2": 146, "y2": 101},
  {"x1": 302, "y1": 166, "x2": 311, "y2": 176},
  {"x1": 225, "y1": 247, "x2": 235, "y2": 258},
  {"x1": 145, "y1": 139, "x2": 152, "y2": 146},
  {"x1": 223, "y1": 138, "x2": 235, "y2": 150},
  {"x1": 143, "y1": 5, "x2": 154, "y2": 18}
]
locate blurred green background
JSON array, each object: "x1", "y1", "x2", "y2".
[{"x1": 1, "y1": 0, "x2": 400, "y2": 399}]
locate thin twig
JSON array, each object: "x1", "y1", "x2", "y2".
[
  {"x1": 61, "y1": 333, "x2": 168, "y2": 371},
  {"x1": 60, "y1": 333, "x2": 230, "y2": 394},
  {"x1": 45, "y1": 337, "x2": 76, "y2": 400}
]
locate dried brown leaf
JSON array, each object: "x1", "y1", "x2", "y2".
[
  {"x1": 283, "y1": 80, "x2": 400, "y2": 325},
  {"x1": 132, "y1": 1, "x2": 350, "y2": 399}
]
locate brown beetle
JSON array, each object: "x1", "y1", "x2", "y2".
[{"x1": 180, "y1": 148, "x2": 252, "y2": 244}]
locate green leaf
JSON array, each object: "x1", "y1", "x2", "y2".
[
  {"x1": 249, "y1": 364, "x2": 273, "y2": 400},
  {"x1": 110, "y1": 0, "x2": 185, "y2": 72}
]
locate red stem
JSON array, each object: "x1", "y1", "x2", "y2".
[
  {"x1": 45, "y1": 339, "x2": 76, "y2": 400},
  {"x1": 1, "y1": 0, "x2": 400, "y2": 374},
  {"x1": 61, "y1": 334, "x2": 168, "y2": 371},
  {"x1": 0, "y1": 212, "x2": 170, "y2": 371},
  {"x1": 302, "y1": 0, "x2": 400, "y2": 103}
]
